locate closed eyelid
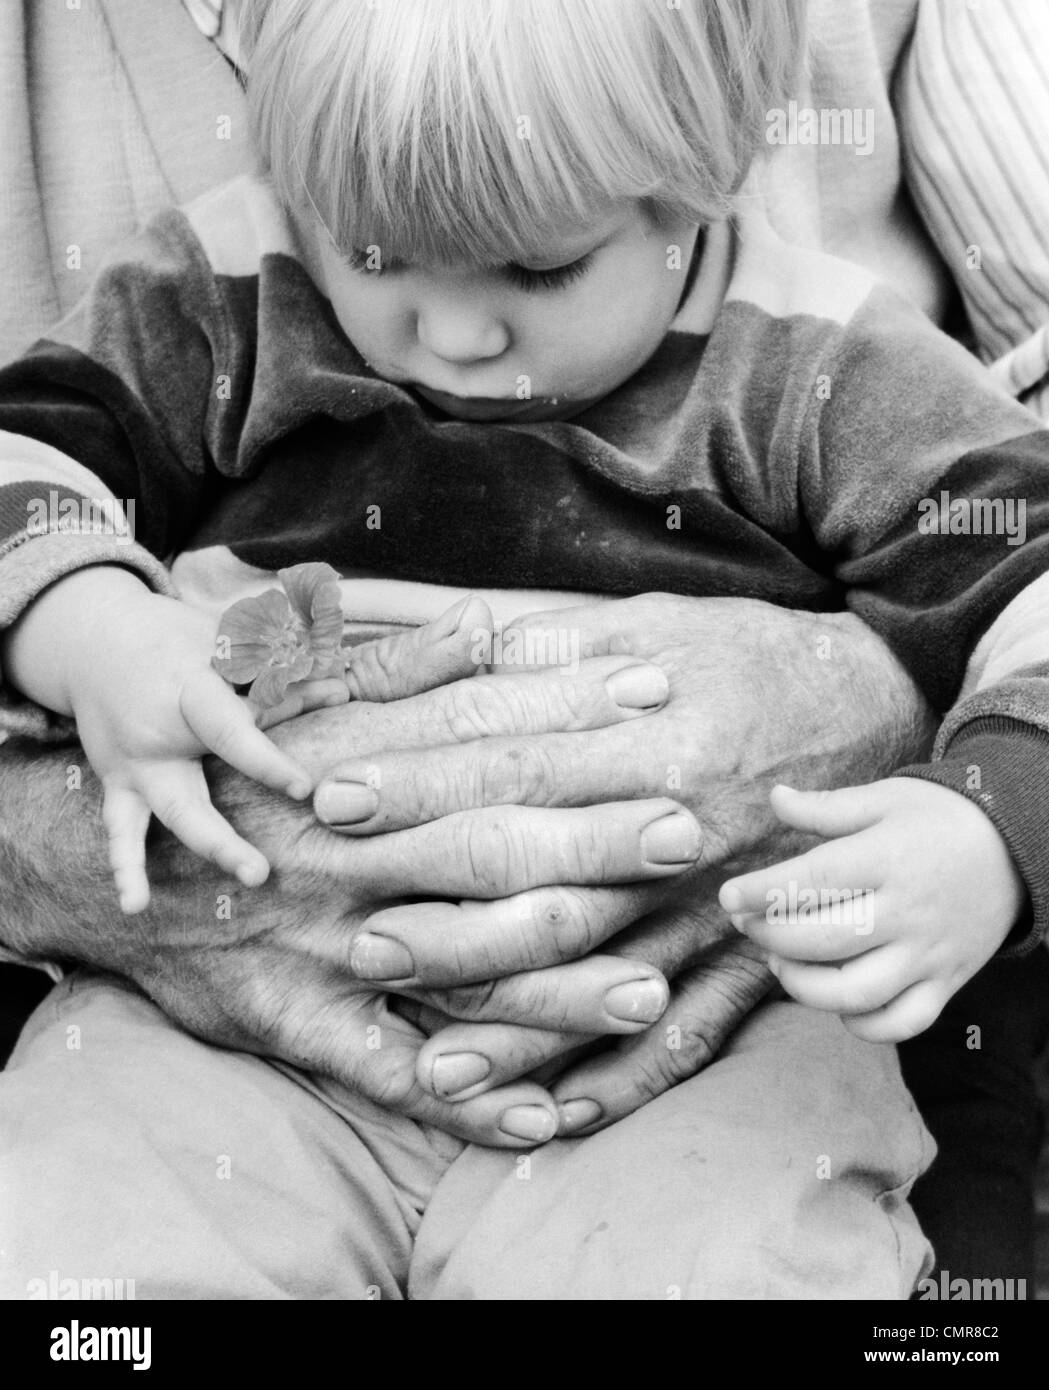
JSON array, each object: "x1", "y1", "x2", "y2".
[
  {"x1": 502, "y1": 252, "x2": 595, "y2": 293},
  {"x1": 344, "y1": 247, "x2": 408, "y2": 274},
  {"x1": 506, "y1": 228, "x2": 617, "y2": 274},
  {"x1": 343, "y1": 240, "x2": 604, "y2": 289}
]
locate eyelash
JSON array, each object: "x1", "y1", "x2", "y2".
[
  {"x1": 345, "y1": 249, "x2": 595, "y2": 292},
  {"x1": 503, "y1": 253, "x2": 595, "y2": 293},
  {"x1": 345, "y1": 248, "x2": 399, "y2": 275}
]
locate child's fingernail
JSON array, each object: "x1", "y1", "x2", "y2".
[
  {"x1": 720, "y1": 883, "x2": 743, "y2": 912},
  {"x1": 236, "y1": 860, "x2": 269, "y2": 888}
]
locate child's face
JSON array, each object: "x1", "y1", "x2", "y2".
[{"x1": 306, "y1": 202, "x2": 702, "y2": 422}]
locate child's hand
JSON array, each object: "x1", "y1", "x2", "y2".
[
  {"x1": 69, "y1": 588, "x2": 340, "y2": 914},
  {"x1": 718, "y1": 780, "x2": 1027, "y2": 1042}
]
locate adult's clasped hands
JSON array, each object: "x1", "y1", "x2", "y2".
[{"x1": 101, "y1": 592, "x2": 923, "y2": 1148}]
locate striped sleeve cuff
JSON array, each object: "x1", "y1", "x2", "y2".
[
  {"x1": 893, "y1": 717, "x2": 1049, "y2": 958},
  {"x1": 0, "y1": 528, "x2": 177, "y2": 745}
]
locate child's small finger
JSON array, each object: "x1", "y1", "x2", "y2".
[
  {"x1": 768, "y1": 784, "x2": 887, "y2": 837},
  {"x1": 727, "y1": 887, "x2": 884, "y2": 961},
  {"x1": 719, "y1": 866, "x2": 782, "y2": 916},
  {"x1": 841, "y1": 979, "x2": 948, "y2": 1044},
  {"x1": 721, "y1": 834, "x2": 883, "y2": 925},
  {"x1": 180, "y1": 673, "x2": 313, "y2": 799},
  {"x1": 773, "y1": 944, "x2": 911, "y2": 1016},
  {"x1": 254, "y1": 677, "x2": 349, "y2": 731},
  {"x1": 146, "y1": 766, "x2": 271, "y2": 887},
  {"x1": 101, "y1": 784, "x2": 152, "y2": 915}
]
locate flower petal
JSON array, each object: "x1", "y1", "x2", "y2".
[
  {"x1": 248, "y1": 665, "x2": 292, "y2": 709},
  {"x1": 280, "y1": 563, "x2": 343, "y2": 627},
  {"x1": 213, "y1": 587, "x2": 297, "y2": 685}
]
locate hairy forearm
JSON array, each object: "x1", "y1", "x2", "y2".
[
  {"x1": 796, "y1": 610, "x2": 936, "y2": 778},
  {"x1": 0, "y1": 739, "x2": 114, "y2": 959},
  {"x1": 683, "y1": 603, "x2": 937, "y2": 879},
  {"x1": 741, "y1": 607, "x2": 936, "y2": 785}
]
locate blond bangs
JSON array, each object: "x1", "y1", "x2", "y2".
[{"x1": 241, "y1": 0, "x2": 807, "y2": 265}]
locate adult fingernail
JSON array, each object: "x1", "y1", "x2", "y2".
[
  {"x1": 604, "y1": 977, "x2": 669, "y2": 1024},
  {"x1": 499, "y1": 1105, "x2": 557, "y2": 1143},
  {"x1": 641, "y1": 811, "x2": 701, "y2": 865},
  {"x1": 350, "y1": 933, "x2": 414, "y2": 981},
  {"x1": 314, "y1": 780, "x2": 378, "y2": 824},
  {"x1": 434, "y1": 595, "x2": 473, "y2": 638},
  {"x1": 558, "y1": 1098, "x2": 603, "y2": 1133},
  {"x1": 605, "y1": 664, "x2": 668, "y2": 709},
  {"x1": 430, "y1": 1052, "x2": 491, "y2": 1098}
]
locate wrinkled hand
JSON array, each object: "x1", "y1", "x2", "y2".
[
  {"x1": 314, "y1": 593, "x2": 936, "y2": 1135},
  {"x1": 43, "y1": 598, "x2": 697, "y2": 1148}
]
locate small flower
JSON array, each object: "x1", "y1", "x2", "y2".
[{"x1": 212, "y1": 562, "x2": 346, "y2": 708}]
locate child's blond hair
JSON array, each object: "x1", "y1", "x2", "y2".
[{"x1": 239, "y1": 0, "x2": 807, "y2": 266}]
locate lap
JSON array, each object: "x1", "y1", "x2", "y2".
[
  {"x1": 0, "y1": 972, "x2": 934, "y2": 1299},
  {"x1": 415, "y1": 999, "x2": 936, "y2": 1299},
  {"x1": 0, "y1": 970, "x2": 453, "y2": 1299}
]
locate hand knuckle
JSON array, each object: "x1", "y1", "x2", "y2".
[
  {"x1": 674, "y1": 1018, "x2": 717, "y2": 1072},
  {"x1": 360, "y1": 1053, "x2": 419, "y2": 1108},
  {"x1": 155, "y1": 796, "x2": 193, "y2": 836},
  {"x1": 206, "y1": 722, "x2": 242, "y2": 762},
  {"x1": 427, "y1": 976, "x2": 500, "y2": 1020},
  {"x1": 531, "y1": 888, "x2": 592, "y2": 955},
  {"x1": 441, "y1": 681, "x2": 503, "y2": 742},
  {"x1": 800, "y1": 851, "x2": 836, "y2": 899},
  {"x1": 394, "y1": 758, "x2": 444, "y2": 823},
  {"x1": 507, "y1": 974, "x2": 563, "y2": 1026},
  {"x1": 347, "y1": 637, "x2": 403, "y2": 700},
  {"x1": 632, "y1": 1050, "x2": 679, "y2": 1101},
  {"x1": 485, "y1": 742, "x2": 558, "y2": 807},
  {"x1": 559, "y1": 819, "x2": 615, "y2": 882},
  {"x1": 543, "y1": 671, "x2": 588, "y2": 724},
  {"x1": 462, "y1": 816, "x2": 524, "y2": 895}
]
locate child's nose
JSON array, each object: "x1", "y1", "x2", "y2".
[{"x1": 415, "y1": 302, "x2": 509, "y2": 364}]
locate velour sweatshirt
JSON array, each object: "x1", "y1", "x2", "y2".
[{"x1": 1, "y1": 174, "x2": 1049, "y2": 952}]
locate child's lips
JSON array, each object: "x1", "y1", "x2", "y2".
[{"x1": 411, "y1": 384, "x2": 577, "y2": 422}]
